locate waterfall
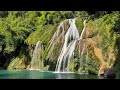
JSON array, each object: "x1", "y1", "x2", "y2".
[
  {"x1": 43, "y1": 17, "x2": 88, "y2": 72},
  {"x1": 28, "y1": 18, "x2": 88, "y2": 72},
  {"x1": 54, "y1": 18, "x2": 87, "y2": 72},
  {"x1": 46, "y1": 20, "x2": 67, "y2": 59},
  {"x1": 55, "y1": 19, "x2": 79, "y2": 72},
  {"x1": 30, "y1": 41, "x2": 41, "y2": 70}
]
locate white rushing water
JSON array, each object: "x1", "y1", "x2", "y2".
[
  {"x1": 55, "y1": 19, "x2": 79, "y2": 72},
  {"x1": 30, "y1": 41, "x2": 41, "y2": 69},
  {"x1": 31, "y1": 18, "x2": 87, "y2": 72},
  {"x1": 54, "y1": 18, "x2": 87, "y2": 72},
  {"x1": 46, "y1": 20, "x2": 66, "y2": 59}
]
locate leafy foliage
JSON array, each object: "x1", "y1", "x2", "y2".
[{"x1": 1, "y1": 11, "x2": 120, "y2": 79}]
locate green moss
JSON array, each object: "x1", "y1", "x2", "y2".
[
  {"x1": 114, "y1": 35, "x2": 120, "y2": 79},
  {"x1": 8, "y1": 57, "x2": 26, "y2": 70},
  {"x1": 25, "y1": 24, "x2": 57, "y2": 45},
  {"x1": 69, "y1": 58, "x2": 77, "y2": 72},
  {"x1": 75, "y1": 17, "x2": 84, "y2": 33}
]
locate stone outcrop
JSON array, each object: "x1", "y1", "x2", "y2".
[
  {"x1": 104, "y1": 67, "x2": 116, "y2": 79},
  {"x1": 93, "y1": 47, "x2": 107, "y2": 75},
  {"x1": 79, "y1": 35, "x2": 111, "y2": 76}
]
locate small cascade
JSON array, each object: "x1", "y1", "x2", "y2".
[
  {"x1": 30, "y1": 41, "x2": 41, "y2": 70},
  {"x1": 80, "y1": 20, "x2": 87, "y2": 39},
  {"x1": 46, "y1": 20, "x2": 67, "y2": 59}
]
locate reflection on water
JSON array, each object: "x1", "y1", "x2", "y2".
[
  {"x1": 0, "y1": 70, "x2": 99, "y2": 79},
  {"x1": 56, "y1": 73, "x2": 81, "y2": 79}
]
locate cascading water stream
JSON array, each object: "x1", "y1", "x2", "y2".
[
  {"x1": 30, "y1": 18, "x2": 88, "y2": 72},
  {"x1": 28, "y1": 17, "x2": 89, "y2": 72},
  {"x1": 30, "y1": 41, "x2": 41, "y2": 70},
  {"x1": 80, "y1": 20, "x2": 87, "y2": 39},
  {"x1": 54, "y1": 18, "x2": 87, "y2": 72},
  {"x1": 55, "y1": 19, "x2": 79, "y2": 72},
  {"x1": 46, "y1": 20, "x2": 67, "y2": 59}
]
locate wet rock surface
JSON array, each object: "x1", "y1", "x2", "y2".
[{"x1": 104, "y1": 67, "x2": 116, "y2": 79}]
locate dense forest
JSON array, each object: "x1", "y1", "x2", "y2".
[{"x1": 0, "y1": 11, "x2": 120, "y2": 79}]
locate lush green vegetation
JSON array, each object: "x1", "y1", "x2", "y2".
[
  {"x1": 0, "y1": 11, "x2": 120, "y2": 79},
  {"x1": 0, "y1": 11, "x2": 76, "y2": 67}
]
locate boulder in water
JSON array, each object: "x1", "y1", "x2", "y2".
[{"x1": 104, "y1": 67, "x2": 116, "y2": 79}]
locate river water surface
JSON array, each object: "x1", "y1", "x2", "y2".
[{"x1": 0, "y1": 70, "x2": 99, "y2": 79}]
